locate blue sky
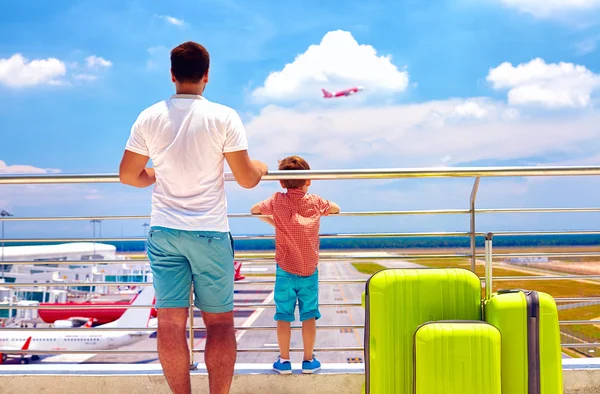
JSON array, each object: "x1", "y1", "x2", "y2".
[{"x1": 2, "y1": 0, "x2": 600, "y2": 239}]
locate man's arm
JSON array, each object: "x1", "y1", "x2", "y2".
[
  {"x1": 119, "y1": 150, "x2": 156, "y2": 188},
  {"x1": 250, "y1": 203, "x2": 276, "y2": 227},
  {"x1": 225, "y1": 150, "x2": 268, "y2": 189}
]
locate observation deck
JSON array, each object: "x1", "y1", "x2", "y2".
[{"x1": 1, "y1": 166, "x2": 600, "y2": 393}]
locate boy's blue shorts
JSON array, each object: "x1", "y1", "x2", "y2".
[
  {"x1": 274, "y1": 266, "x2": 321, "y2": 322},
  {"x1": 146, "y1": 226, "x2": 234, "y2": 313}
]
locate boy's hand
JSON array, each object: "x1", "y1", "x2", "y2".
[{"x1": 252, "y1": 160, "x2": 268, "y2": 176}]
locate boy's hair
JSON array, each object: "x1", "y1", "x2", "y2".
[
  {"x1": 170, "y1": 41, "x2": 210, "y2": 83},
  {"x1": 278, "y1": 156, "x2": 310, "y2": 189}
]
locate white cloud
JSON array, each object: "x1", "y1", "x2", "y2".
[
  {"x1": 244, "y1": 97, "x2": 600, "y2": 170},
  {"x1": 158, "y1": 15, "x2": 185, "y2": 26},
  {"x1": 498, "y1": 0, "x2": 600, "y2": 17},
  {"x1": 251, "y1": 30, "x2": 409, "y2": 101},
  {"x1": 487, "y1": 58, "x2": 600, "y2": 108},
  {"x1": 0, "y1": 160, "x2": 59, "y2": 174},
  {"x1": 0, "y1": 54, "x2": 66, "y2": 87},
  {"x1": 452, "y1": 101, "x2": 488, "y2": 119},
  {"x1": 85, "y1": 55, "x2": 112, "y2": 69},
  {"x1": 74, "y1": 74, "x2": 98, "y2": 81}
]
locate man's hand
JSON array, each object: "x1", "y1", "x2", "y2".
[
  {"x1": 225, "y1": 151, "x2": 268, "y2": 189},
  {"x1": 119, "y1": 150, "x2": 156, "y2": 188},
  {"x1": 252, "y1": 160, "x2": 268, "y2": 176}
]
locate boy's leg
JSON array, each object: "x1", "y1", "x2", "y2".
[
  {"x1": 301, "y1": 318, "x2": 317, "y2": 360},
  {"x1": 274, "y1": 268, "x2": 296, "y2": 361},
  {"x1": 297, "y1": 269, "x2": 321, "y2": 361},
  {"x1": 277, "y1": 320, "x2": 292, "y2": 360},
  {"x1": 147, "y1": 227, "x2": 193, "y2": 394}
]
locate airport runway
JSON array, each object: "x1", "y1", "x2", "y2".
[{"x1": 35, "y1": 260, "x2": 424, "y2": 366}]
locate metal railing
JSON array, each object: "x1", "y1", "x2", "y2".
[{"x1": 2, "y1": 166, "x2": 600, "y2": 364}]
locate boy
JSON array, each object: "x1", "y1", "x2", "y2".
[{"x1": 250, "y1": 156, "x2": 340, "y2": 374}]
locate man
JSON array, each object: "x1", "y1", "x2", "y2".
[{"x1": 119, "y1": 41, "x2": 268, "y2": 394}]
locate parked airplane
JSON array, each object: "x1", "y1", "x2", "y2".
[
  {"x1": 0, "y1": 286, "x2": 155, "y2": 364},
  {"x1": 321, "y1": 86, "x2": 365, "y2": 98}
]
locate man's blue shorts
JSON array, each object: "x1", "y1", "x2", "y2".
[
  {"x1": 146, "y1": 226, "x2": 234, "y2": 313},
  {"x1": 274, "y1": 266, "x2": 321, "y2": 322}
]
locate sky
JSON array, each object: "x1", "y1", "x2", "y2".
[{"x1": 2, "y1": 0, "x2": 600, "y2": 239}]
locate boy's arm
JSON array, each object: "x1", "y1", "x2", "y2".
[
  {"x1": 250, "y1": 203, "x2": 276, "y2": 227},
  {"x1": 329, "y1": 201, "x2": 341, "y2": 214}
]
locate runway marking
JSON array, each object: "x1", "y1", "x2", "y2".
[
  {"x1": 336, "y1": 262, "x2": 364, "y2": 346},
  {"x1": 241, "y1": 268, "x2": 269, "y2": 272},
  {"x1": 236, "y1": 290, "x2": 275, "y2": 342}
]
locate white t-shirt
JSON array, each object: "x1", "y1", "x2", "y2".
[{"x1": 125, "y1": 94, "x2": 248, "y2": 232}]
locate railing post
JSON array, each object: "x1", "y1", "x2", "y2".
[
  {"x1": 469, "y1": 177, "x2": 481, "y2": 272},
  {"x1": 189, "y1": 288, "x2": 196, "y2": 370}
]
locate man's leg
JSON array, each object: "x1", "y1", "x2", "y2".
[
  {"x1": 182, "y1": 231, "x2": 236, "y2": 393},
  {"x1": 202, "y1": 311, "x2": 236, "y2": 394},
  {"x1": 146, "y1": 227, "x2": 193, "y2": 394},
  {"x1": 157, "y1": 308, "x2": 192, "y2": 394}
]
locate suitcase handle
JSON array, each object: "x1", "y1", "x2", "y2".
[
  {"x1": 497, "y1": 289, "x2": 532, "y2": 295},
  {"x1": 484, "y1": 232, "x2": 494, "y2": 301}
]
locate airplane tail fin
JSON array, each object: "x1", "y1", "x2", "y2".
[
  {"x1": 102, "y1": 286, "x2": 155, "y2": 329},
  {"x1": 322, "y1": 89, "x2": 333, "y2": 98}
]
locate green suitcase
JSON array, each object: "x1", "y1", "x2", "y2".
[
  {"x1": 414, "y1": 321, "x2": 502, "y2": 394},
  {"x1": 363, "y1": 268, "x2": 482, "y2": 394},
  {"x1": 483, "y1": 233, "x2": 563, "y2": 394}
]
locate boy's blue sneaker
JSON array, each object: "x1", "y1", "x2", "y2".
[
  {"x1": 273, "y1": 356, "x2": 292, "y2": 375},
  {"x1": 302, "y1": 355, "x2": 321, "y2": 374}
]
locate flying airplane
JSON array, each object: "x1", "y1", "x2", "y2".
[
  {"x1": 0, "y1": 286, "x2": 156, "y2": 364},
  {"x1": 321, "y1": 86, "x2": 365, "y2": 98}
]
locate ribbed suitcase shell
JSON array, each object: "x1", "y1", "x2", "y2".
[
  {"x1": 364, "y1": 268, "x2": 482, "y2": 394},
  {"x1": 484, "y1": 290, "x2": 563, "y2": 394},
  {"x1": 414, "y1": 322, "x2": 502, "y2": 394}
]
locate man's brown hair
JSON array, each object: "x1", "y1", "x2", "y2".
[
  {"x1": 278, "y1": 156, "x2": 310, "y2": 189},
  {"x1": 170, "y1": 41, "x2": 210, "y2": 83}
]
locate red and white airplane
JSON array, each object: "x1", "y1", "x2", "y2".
[
  {"x1": 0, "y1": 286, "x2": 156, "y2": 364},
  {"x1": 322, "y1": 86, "x2": 365, "y2": 98}
]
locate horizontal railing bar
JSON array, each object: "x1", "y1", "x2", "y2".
[
  {"x1": 5, "y1": 274, "x2": 600, "y2": 287},
  {"x1": 5, "y1": 208, "x2": 600, "y2": 223},
  {"x1": 3, "y1": 165, "x2": 600, "y2": 185},
  {"x1": 561, "y1": 343, "x2": 600, "y2": 348},
  {"x1": 0, "y1": 302, "x2": 362, "y2": 310},
  {"x1": 0, "y1": 231, "x2": 472, "y2": 243},
  {"x1": 0, "y1": 254, "x2": 474, "y2": 265},
  {"x1": 477, "y1": 207, "x2": 600, "y2": 214},
  {"x1": 2, "y1": 347, "x2": 365, "y2": 355},
  {"x1": 487, "y1": 275, "x2": 600, "y2": 281},
  {"x1": 0, "y1": 324, "x2": 364, "y2": 332},
  {"x1": 0, "y1": 210, "x2": 471, "y2": 222},
  {"x1": 5, "y1": 322, "x2": 600, "y2": 331},
  {"x1": 201, "y1": 347, "x2": 364, "y2": 353},
  {"x1": 4, "y1": 274, "x2": 600, "y2": 288},
  {"x1": 7, "y1": 230, "x2": 600, "y2": 244},
  {"x1": 6, "y1": 251, "x2": 600, "y2": 266},
  {"x1": 0, "y1": 325, "x2": 365, "y2": 332},
  {"x1": 486, "y1": 252, "x2": 600, "y2": 258},
  {"x1": 493, "y1": 230, "x2": 600, "y2": 236},
  {"x1": 560, "y1": 320, "x2": 600, "y2": 325},
  {"x1": 0, "y1": 279, "x2": 366, "y2": 287},
  {"x1": 8, "y1": 345, "x2": 599, "y2": 354},
  {"x1": 1, "y1": 301, "x2": 598, "y2": 311},
  {"x1": 555, "y1": 298, "x2": 600, "y2": 303}
]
